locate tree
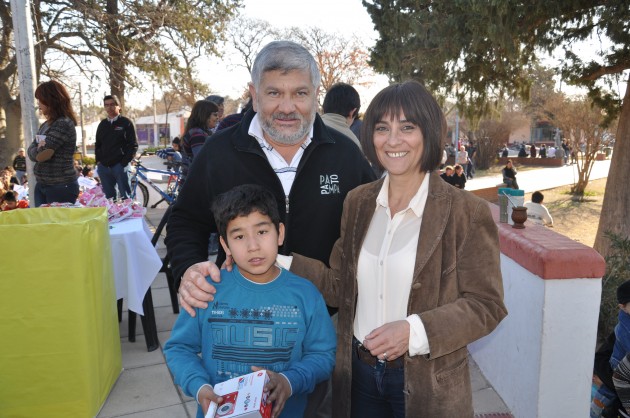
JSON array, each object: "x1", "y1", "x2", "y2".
[
  {"x1": 285, "y1": 26, "x2": 373, "y2": 103},
  {"x1": 474, "y1": 110, "x2": 530, "y2": 170},
  {"x1": 545, "y1": 93, "x2": 617, "y2": 196},
  {"x1": 227, "y1": 17, "x2": 279, "y2": 75},
  {"x1": 364, "y1": 0, "x2": 630, "y2": 258}
]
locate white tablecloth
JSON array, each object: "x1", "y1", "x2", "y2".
[{"x1": 108, "y1": 218, "x2": 162, "y2": 315}]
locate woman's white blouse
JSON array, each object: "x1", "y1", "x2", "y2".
[{"x1": 354, "y1": 174, "x2": 431, "y2": 356}]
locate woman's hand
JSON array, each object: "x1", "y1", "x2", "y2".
[
  {"x1": 251, "y1": 366, "x2": 291, "y2": 418},
  {"x1": 363, "y1": 320, "x2": 410, "y2": 362},
  {"x1": 178, "y1": 261, "x2": 221, "y2": 316}
]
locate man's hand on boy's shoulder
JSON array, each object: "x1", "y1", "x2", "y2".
[
  {"x1": 251, "y1": 366, "x2": 291, "y2": 418},
  {"x1": 197, "y1": 384, "x2": 223, "y2": 416},
  {"x1": 179, "y1": 261, "x2": 222, "y2": 316}
]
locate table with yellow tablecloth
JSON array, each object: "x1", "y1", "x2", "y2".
[{"x1": 0, "y1": 207, "x2": 121, "y2": 418}]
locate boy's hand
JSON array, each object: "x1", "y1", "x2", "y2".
[
  {"x1": 179, "y1": 261, "x2": 221, "y2": 317},
  {"x1": 251, "y1": 366, "x2": 291, "y2": 418},
  {"x1": 198, "y1": 385, "x2": 223, "y2": 415}
]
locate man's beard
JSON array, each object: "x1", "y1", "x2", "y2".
[{"x1": 260, "y1": 109, "x2": 315, "y2": 145}]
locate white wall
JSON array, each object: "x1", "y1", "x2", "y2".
[{"x1": 469, "y1": 254, "x2": 601, "y2": 418}]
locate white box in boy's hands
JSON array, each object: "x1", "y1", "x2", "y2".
[{"x1": 205, "y1": 370, "x2": 272, "y2": 418}]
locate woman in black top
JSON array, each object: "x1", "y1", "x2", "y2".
[
  {"x1": 502, "y1": 159, "x2": 519, "y2": 189},
  {"x1": 452, "y1": 163, "x2": 467, "y2": 189}
]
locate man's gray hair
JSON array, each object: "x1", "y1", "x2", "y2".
[{"x1": 251, "y1": 41, "x2": 321, "y2": 89}]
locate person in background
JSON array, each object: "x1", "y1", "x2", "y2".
[
  {"x1": 27, "y1": 80, "x2": 80, "y2": 207},
  {"x1": 501, "y1": 145, "x2": 509, "y2": 158},
  {"x1": 540, "y1": 144, "x2": 547, "y2": 158},
  {"x1": 524, "y1": 191, "x2": 553, "y2": 226},
  {"x1": 530, "y1": 143, "x2": 537, "y2": 158},
  {"x1": 451, "y1": 163, "x2": 467, "y2": 189},
  {"x1": 465, "y1": 141, "x2": 476, "y2": 179},
  {"x1": 320, "y1": 82, "x2": 362, "y2": 150},
  {"x1": 518, "y1": 144, "x2": 528, "y2": 157},
  {"x1": 164, "y1": 184, "x2": 336, "y2": 418},
  {"x1": 547, "y1": 145, "x2": 556, "y2": 159},
  {"x1": 180, "y1": 100, "x2": 219, "y2": 182},
  {"x1": 350, "y1": 117, "x2": 362, "y2": 143},
  {"x1": 592, "y1": 280, "x2": 630, "y2": 418},
  {"x1": 215, "y1": 97, "x2": 253, "y2": 132},
  {"x1": 95, "y1": 94, "x2": 138, "y2": 200},
  {"x1": 204, "y1": 95, "x2": 224, "y2": 133},
  {"x1": 166, "y1": 40, "x2": 376, "y2": 418},
  {"x1": 0, "y1": 190, "x2": 29, "y2": 211},
  {"x1": 502, "y1": 159, "x2": 519, "y2": 189},
  {"x1": 156, "y1": 137, "x2": 183, "y2": 170},
  {"x1": 12, "y1": 148, "x2": 27, "y2": 185},
  {"x1": 286, "y1": 80, "x2": 506, "y2": 417},
  {"x1": 456, "y1": 145, "x2": 468, "y2": 174},
  {"x1": 180, "y1": 99, "x2": 220, "y2": 256},
  {"x1": 440, "y1": 165, "x2": 455, "y2": 185}
]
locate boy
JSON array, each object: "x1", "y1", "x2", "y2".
[
  {"x1": 164, "y1": 184, "x2": 336, "y2": 418},
  {"x1": 591, "y1": 280, "x2": 630, "y2": 417},
  {"x1": 524, "y1": 191, "x2": 553, "y2": 227}
]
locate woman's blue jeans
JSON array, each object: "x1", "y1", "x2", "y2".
[
  {"x1": 351, "y1": 340, "x2": 405, "y2": 418},
  {"x1": 34, "y1": 181, "x2": 79, "y2": 207}
]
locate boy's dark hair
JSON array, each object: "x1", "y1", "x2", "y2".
[
  {"x1": 212, "y1": 184, "x2": 280, "y2": 240},
  {"x1": 3, "y1": 190, "x2": 16, "y2": 203},
  {"x1": 81, "y1": 165, "x2": 93, "y2": 177},
  {"x1": 532, "y1": 191, "x2": 544, "y2": 204},
  {"x1": 322, "y1": 83, "x2": 360, "y2": 118}
]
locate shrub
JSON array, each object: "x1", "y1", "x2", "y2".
[
  {"x1": 598, "y1": 233, "x2": 630, "y2": 341},
  {"x1": 81, "y1": 156, "x2": 96, "y2": 166}
]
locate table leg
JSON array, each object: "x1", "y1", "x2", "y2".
[{"x1": 140, "y1": 288, "x2": 160, "y2": 352}]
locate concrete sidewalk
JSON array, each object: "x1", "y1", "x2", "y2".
[
  {"x1": 96, "y1": 206, "x2": 512, "y2": 417},
  {"x1": 466, "y1": 159, "x2": 611, "y2": 193}
]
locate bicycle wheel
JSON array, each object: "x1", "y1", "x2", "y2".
[{"x1": 131, "y1": 180, "x2": 149, "y2": 207}]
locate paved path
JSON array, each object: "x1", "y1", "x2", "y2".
[{"x1": 466, "y1": 159, "x2": 611, "y2": 193}]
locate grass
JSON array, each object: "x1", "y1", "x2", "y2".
[{"x1": 526, "y1": 177, "x2": 607, "y2": 247}]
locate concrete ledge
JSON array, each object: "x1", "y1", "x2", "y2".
[{"x1": 488, "y1": 204, "x2": 606, "y2": 279}]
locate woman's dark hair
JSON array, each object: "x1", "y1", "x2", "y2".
[
  {"x1": 212, "y1": 184, "x2": 280, "y2": 240},
  {"x1": 360, "y1": 80, "x2": 446, "y2": 172},
  {"x1": 185, "y1": 100, "x2": 219, "y2": 133},
  {"x1": 82, "y1": 165, "x2": 93, "y2": 177},
  {"x1": 35, "y1": 80, "x2": 78, "y2": 125}
]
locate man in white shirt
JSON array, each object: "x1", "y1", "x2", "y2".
[{"x1": 525, "y1": 191, "x2": 554, "y2": 226}]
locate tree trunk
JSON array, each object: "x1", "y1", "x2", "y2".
[
  {"x1": 594, "y1": 78, "x2": 630, "y2": 258},
  {"x1": 106, "y1": 0, "x2": 125, "y2": 109},
  {"x1": 0, "y1": 84, "x2": 25, "y2": 168}
]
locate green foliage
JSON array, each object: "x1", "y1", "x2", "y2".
[
  {"x1": 363, "y1": 0, "x2": 629, "y2": 123},
  {"x1": 599, "y1": 233, "x2": 630, "y2": 341},
  {"x1": 81, "y1": 156, "x2": 96, "y2": 166}
]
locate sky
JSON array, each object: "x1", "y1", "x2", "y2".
[{"x1": 125, "y1": 0, "x2": 387, "y2": 109}]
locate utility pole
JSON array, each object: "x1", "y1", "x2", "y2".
[
  {"x1": 152, "y1": 84, "x2": 158, "y2": 147},
  {"x1": 11, "y1": 0, "x2": 39, "y2": 195},
  {"x1": 79, "y1": 83, "x2": 87, "y2": 156}
]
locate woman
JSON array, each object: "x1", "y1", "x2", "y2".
[
  {"x1": 456, "y1": 144, "x2": 468, "y2": 174},
  {"x1": 180, "y1": 100, "x2": 219, "y2": 182},
  {"x1": 451, "y1": 163, "x2": 467, "y2": 189},
  {"x1": 27, "y1": 80, "x2": 79, "y2": 207},
  {"x1": 289, "y1": 81, "x2": 506, "y2": 417},
  {"x1": 502, "y1": 159, "x2": 519, "y2": 189},
  {"x1": 180, "y1": 99, "x2": 220, "y2": 255}
]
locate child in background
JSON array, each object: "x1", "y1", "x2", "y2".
[
  {"x1": 164, "y1": 184, "x2": 336, "y2": 418},
  {"x1": 591, "y1": 280, "x2": 630, "y2": 417},
  {"x1": 1, "y1": 191, "x2": 29, "y2": 211}
]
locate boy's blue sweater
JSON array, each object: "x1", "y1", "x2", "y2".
[{"x1": 164, "y1": 267, "x2": 336, "y2": 418}]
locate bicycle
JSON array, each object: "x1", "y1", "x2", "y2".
[{"x1": 129, "y1": 154, "x2": 182, "y2": 209}]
